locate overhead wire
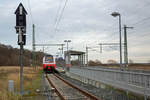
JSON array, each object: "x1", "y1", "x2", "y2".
[
  {"x1": 48, "y1": 0, "x2": 150, "y2": 47},
  {"x1": 89, "y1": 48, "x2": 100, "y2": 53},
  {"x1": 51, "y1": 0, "x2": 150, "y2": 36},
  {"x1": 52, "y1": 0, "x2": 121, "y2": 40},
  {"x1": 54, "y1": 0, "x2": 63, "y2": 28},
  {"x1": 46, "y1": 0, "x2": 69, "y2": 43},
  {"x1": 131, "y1": 16, "x2": 150, "y2": 26},
  {"x1": 127, "y1": 16, "x2": 150, "y2": 37},
  {"x1": 54, "y1": 0, "x2": 69, "y2": 33},
  {"x1": 27, "y1": 0, "x2": 34, "y2": 24},
  {"x1": 95, "y1": 0, "x2": 150, "y2": 34},
  {"x1": 46, "y1": 0, "x2": 64, "y2": 41}
]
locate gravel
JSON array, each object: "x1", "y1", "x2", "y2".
[{"x1": 59, "y1": 73, "x2": 138, "y2": 100}]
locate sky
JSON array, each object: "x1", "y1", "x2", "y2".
[{"x1": 0, "y1": 0, "x2": 150, "y2": 63}]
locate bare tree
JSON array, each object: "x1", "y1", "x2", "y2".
[
  {"x1": 0, "y1": 43, "x2": 45, "y2": 66},
  {"x1": 88, "y1": 60, "x2": 102, "y2": 66},
  {"x1": 129, "y1": 59, "x2": 134, "y2": 64},
  {"x1": 148, "y1": 60, "x2": 150, "y2": 63},
  {"x1": 95, "y1": 59, "x2": 102, "y2": 65},
  {"x1": 107, "y1": 59, "x2": 118, "y2": 64}
]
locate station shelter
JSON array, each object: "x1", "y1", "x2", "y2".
[{"x1": 64, "y1": 50, "x2": 86, "y2": 71}]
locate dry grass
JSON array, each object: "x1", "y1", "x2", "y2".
[
  {"x1": 128, "y1": 65, "x2": 150, "y2": 70},
  {"x1": 0, "y1": 66, "x2": 44, "y2": 100},
  {"x1": 99, "y1": 64, "x2": 150, "y2": 70}
]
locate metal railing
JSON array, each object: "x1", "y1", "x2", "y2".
[{"x1": 70, "y1": 67, "x2": 150, "y2": 96}]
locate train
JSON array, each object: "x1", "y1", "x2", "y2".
[{"x1": 43, "y1": 55, "x2": 56, "y2": 73}]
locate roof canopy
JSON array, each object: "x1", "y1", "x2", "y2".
[{"x1": 65, "y1": 50, "x2": 85, "y2": 55}]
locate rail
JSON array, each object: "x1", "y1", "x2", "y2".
[
  {"x1": 54, "y1": 74, "x2": 101, "y2": 100},
  {"x1": 46, "y1": 74, "x2": 65, "y2": 100}
]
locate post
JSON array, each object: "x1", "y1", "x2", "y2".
[
  {"x1": 126, "y1": 90, "x2": 129, "y2": 100},
  {"x1": 61, "y1": 44, "x2": 64, "y2": 54},
  {"x1": 32, "y1": 24, "x2": 36, "y2": 69},
  {"x1": 43, "y1": 46, "x2": 44, "y2": 52},
  {"x1": 81, "y1": 54, "x2": 83, "y2": 67},
  {"x1": 20, "y1": 43, "x2": 23, "y2": 95},
  {"x1": 18, "y1": 27, "x2": 23, "y2": 95},
  {"x1": 144, "y1": 95, "x2": 147, "y2": 100},
  {"x1": 124, "y1": 25, "x2": 133, "y2": 69},
  {"x1": 79, "y1": 55, "x2": 81, "y2": 67},
  {"x1": 119, "y1": 15, "x2": 123, "y2": 70},
  {"x1": 111, "y1": 12, "x2": 123, "y2": 70},
  {"x1": 64, "y1": 40, "x2": 71, "y2": 70},
  {"x1": 99, "y1": 44, "x2": 102, "y2": 53},
  {"x1": 15, "y1": 3, "x2": 27, "y2": 96},
  {"x1": 83, "y1": 54, "x2": 85, "y2": 67},
  {"x1": 32, "y1": 24, "x2": 35, "y2": 52},
  {"x1": 124, "y1": 25, "x2": 128, "y2": 69},
  {"x1": 8, "y1": 80, "x2": 14, "y2": 93},
  {"x1": 66, "y1": 42, "x2": 68, "y2": 52},
  {"x1": 86, "y1": 46, "x2": 88, "y2": 67},
  {"x1": 18, "y1": 27, "x2": 24, "y2": 95},
  {"x1": 78, "y1": 55, "x2": 80, "y2": 67}
]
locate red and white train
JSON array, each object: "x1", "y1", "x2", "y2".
[{"x1": 43, "y1": 55, "x2": 56, "y2": 73}]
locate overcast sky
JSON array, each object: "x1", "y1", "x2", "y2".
[{"x1": 0, "y1": 0, "x2": 150, "y2": 63}]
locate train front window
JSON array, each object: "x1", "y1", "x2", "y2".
[{"x1": 45, "y1": 56, "x2": 53, "y2": 62}]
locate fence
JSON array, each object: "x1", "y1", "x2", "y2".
[{"x1": 70, "y1": 67, "x2": 150, "y2": 97}]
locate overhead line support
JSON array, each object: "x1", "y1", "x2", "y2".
[{"x1": 124, "y1": 25, "x2": 133, "y2": 69}]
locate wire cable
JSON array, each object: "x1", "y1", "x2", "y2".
[
  {"x1": 27, "y1": 0, "x2": 34, "y2": 24},
  {"x1": 131, "y1": 16, "x2": 150, "y2": 26},
  {"x1": 54, "y1": 0, "x2": 69, "y2": 33},
  {"x1": 54, "y1": 0, "x2": 63, "y2": 28}
]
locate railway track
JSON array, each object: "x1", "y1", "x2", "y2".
[{"x1": 46, "y1": 73, "x2": 101, "y2": 100}]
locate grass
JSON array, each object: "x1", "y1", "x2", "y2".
[
  {"x1": 95, "y1": 64, "x2": 150, "y2": 70},
  {"x1": 105, "y1": 85, "x2": 150, "y2": 100},
  {"x1": 0, "y1": 66, "x2": 45, "y2": 100}
]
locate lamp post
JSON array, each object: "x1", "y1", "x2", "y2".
[
  {"x1": 111, "y1": 12, "x2": 123, "y2": 70},
  {"x1": 64, "y1": 40, "x2": 71, "y2": 71},
  {"x1": 64, "y1": 40, "x2": 71, "y2": 52}
]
